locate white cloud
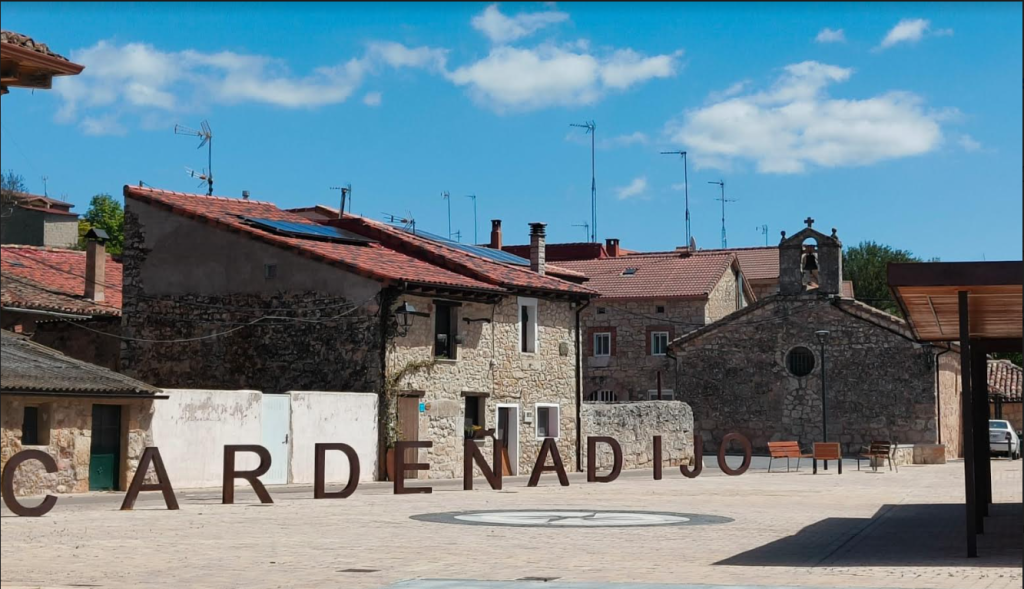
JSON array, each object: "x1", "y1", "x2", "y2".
[
  {"x1": 878, "y1": 18, "x2": 952, "y2": 49},
  {"x1": 80, "y1": 114, "x2": 127, "y2": 136},
  {"x1": 958, "y1": 134, "x2": 981, "y2": 152},
  {"x1": 706, "y1": 80, "x2": 749, "y2": 103},
  {"x1": 815, "y1": 28, "x2": 846, "y2": 43},
  {"x1": 668, "y1": 61, "x2": 946, "y2": 174},
  {"x1": 54, "y1": 40, "x2": 444, "y2": 129},
  {"x1": 602, "y1": 131, "x2": 649, "y2": 148},
  {"x1": 363, "y1": 91, "x2": 383, "y2": 107},
  {"x1": 471, "y1": 3, "x2": 569, "y2": 44},
  {"x1": 670, "y1": 182, "x2": 687, "y2": 191},
  {"x1": 615, "y1": 176, "x2": 648, "y2": 200},
  {"x1": 447, "y1": 45, "x2": 681, "y2": 112}
]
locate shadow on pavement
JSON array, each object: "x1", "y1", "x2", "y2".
[{"x1": 717, "y1": 502, "x2": 1023, "y2": 568}]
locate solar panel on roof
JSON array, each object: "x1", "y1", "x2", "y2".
[
  {"x1": 394, "y1": 226, "x2": 531, "y2": 266},
  {"x1": 243, "y1": 217, "x2": 376, "y2": 245}
]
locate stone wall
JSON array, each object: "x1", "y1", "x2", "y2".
[
  {"x1": 671, "y1": 294, "x2": 949, "y2": 456},
  {"x1": 43, "y1": 216, "x2": 80, "y2": 248},
  {"x1": 31, "y1": 318, "x2": 121, "y2": 371},
  {"x1": 0, "y1": 396, "x2": 153, "y2": 496},
  {"x1": 992, "y1": 401, "x2": 1023, "y2": 433},
  {"x1": 120, "y1": 202, "x2": 385, "y2": 395},
  {"x1": 581, "y1": 401, "x2": 694, "y2": 471},
  {"x1": 937, "y1": 351, "x2": 963, "y2": 459},
  {"x1": 581, "y1": 298, "x2": 707, "y2": 402},
  {"x1": 0, "y1": 207, "x2": 44, "y2": 246},
  {"x1": 387, "y1": 294, "x2": 579, "y2": 479},
  {"x1": 706, "y1": 268, "x2": 743, "y2": 323}
]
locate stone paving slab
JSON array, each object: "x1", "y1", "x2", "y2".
[
  {"x1": 385, "y1": 582, "x2": 897, "y2": 589},
  {"x1": 1, "y1": 460, "x2": 1020, "y2": 589}
]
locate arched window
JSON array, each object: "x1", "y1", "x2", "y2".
[{"x1": 786, "y1": 347, "x2": 816, "y2": 377}]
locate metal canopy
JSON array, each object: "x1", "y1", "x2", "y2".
[
  {"x1": 888, "y1": 260, "x2": 1023, "y2": 559},
  {"x1": 888, "y1": 261, "x2": 1023, "y2": 341}
]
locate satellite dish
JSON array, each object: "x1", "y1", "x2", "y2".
[{"x1": 689, "y1": 235, "x2": 697, "y2": 250}]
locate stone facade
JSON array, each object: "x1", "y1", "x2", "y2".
[
  {"x1": 671, "y1": 293, "x2": 962, "y2": 458},
  {"x1": 387, "y1": 294, "x2": 579, "y2": 479},
  {"x1": 580, "y1": 271, "x2": 744, "y2": 403},
  {"x1": 580, "y1": 401, "x2": 694, "y2": 471},
  {"x1": 0, "y1": 396, "x2": 153, "y2": 496}
]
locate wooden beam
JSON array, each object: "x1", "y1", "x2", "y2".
[
  {"x1": 889, "y1": 261, "x2": 1023, "y2": 288},
  {"x1": 959, "y1": 290, "x2": 978, "y2": 558}
]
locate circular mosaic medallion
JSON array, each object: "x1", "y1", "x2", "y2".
[{"x1": 410, "y1": 509, "x2": 733, "y2": 528}]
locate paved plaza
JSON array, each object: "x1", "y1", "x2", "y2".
[{"x1": 1, "y1": 458, "x2": 1021, "y2": 589}]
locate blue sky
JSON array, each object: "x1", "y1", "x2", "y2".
[{"x1": 2, "y1": 2, "x2": 1021, "y2": 260}]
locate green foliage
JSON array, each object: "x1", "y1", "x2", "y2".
[
  {"x1": 1, "y1": 170, "x2": 28, "y2": 217},
  {"x1": 992, "y1": 352, "x2": 1023, "y2": 368},
  {"x1": 843, "y1": 241, "x2": 926, "y2": 316},
  {"x1": 80, "y1": 194, "x2": 125, "y2": 254}
]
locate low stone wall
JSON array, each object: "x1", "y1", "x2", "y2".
[
  {"x1": 581, "y1": 401, "x2": 694, "y2": 472},
  {"x1": 913, "y1": 443, "x2": 947, "y2": 464}
]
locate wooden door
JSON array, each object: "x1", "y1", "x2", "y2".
[
  {"x1": 89, "y1": 404, "x2": 121, "y2": 491},
  {"x1": 398, "y1": 397, "x2": 420, "y2": 479}
]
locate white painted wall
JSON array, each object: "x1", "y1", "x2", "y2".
[
  {"x1": 288, "y1": 391, "x2": 378, "y2": 485},
  {"x1": 151, "y1": 389, "x2": 263, "y2": 488}
]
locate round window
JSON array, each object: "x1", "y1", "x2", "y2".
[{"x1": 786, "y1": 347, "x2": 816, "y2": 377}]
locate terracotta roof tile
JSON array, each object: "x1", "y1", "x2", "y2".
[
  {"x1": 989, "y1": 360, "x2": 1022, "y2": 401},
  {"x1": 330, "y1": 216, "x2": 595, "y2": 297},
  {"x1": 124, "y1": 186, "x2": 506, "y2": 294},
  {"x1": 1, "y1": 245, "x2": 122, "y2": 316},
  {"x1": 1, "y1": 30, "x2": 70, "y2": 61},
  {"x1": 556, "y1": 252, "x2": 737, "y2": 300},
  {"x1": 697, "y1": 246, "x2": 779, "y2": 281}
]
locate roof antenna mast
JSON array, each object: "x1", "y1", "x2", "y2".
[
  {"x1": 570, "y1": 120, "x2": 597, "y2": 243},
  {"x1": 571, "y1": 222, "x2": 590, "y2": 242},
  {"x1": 660, "y1": 150, "x2": 691, "y2": 248},
  {"x1": 708, "y1": 179, "x2": 736, "y2": 249},
  {"x1": 757, "y1": 224, "x2": 769, "y2": 246},
  {"x1": 465, "y1": 194, "x2": 478, "y2": 245},
  {"x1": 330, "y1": 184, "x2": 352, "y2": 218},
  {"x1": 174, "y1": 120, "x2": 213, "y2": 196}
]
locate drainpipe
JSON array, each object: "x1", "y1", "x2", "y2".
[{"x1": 574, "y1": 297, "x2": 591, "y2": 472}]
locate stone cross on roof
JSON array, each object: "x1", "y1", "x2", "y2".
[{"x1": 804, "y1": 217, "x2": 815, "y2": 228}]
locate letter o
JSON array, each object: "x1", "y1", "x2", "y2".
[{"x1": 717, "y1": 433, "x2": 752, "y2": 476}]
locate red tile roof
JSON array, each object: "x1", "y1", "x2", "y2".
[
  {"x1": 989, "y1": 360, "x2": 1022, "y2": 401},
  {"x1": 556, "y1": 252, "x2": 738, "y2": 300},
  {"x1": 1, "y1": 30, "x2": 71, "y2": 61},
  {"x1": 14, "y1": 204, "x2": 79, "y2": 217},
  {"x1": 329, "y1": 216, "x2": 595, "y2": 297},
  {"x1": 8, "y1": 192, "x2": 75, "y2": 211},
  {"x1": 124, "y1": 186, "x2": 510, "y2": 296},
  {"x1": 695, "y1": 246, "x2": 779, "y2": 281},
  {"x1": 1, "y1": 245, "x2": 122, "y2": 316}
]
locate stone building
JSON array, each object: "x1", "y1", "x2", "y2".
[
  {"x1": 0, "y1": 192, "x2": 80, "y2": 249},
  {"x1": 0, "y1": 330, "x2": 161, "y2": 496},
  {"x1": 989, "y1": 359, "x2": 1022, "y2": 432},
  {"x1": 505, "y1": 235, "x2": 755, "y2": 403},
  {"x1": 119, "y1": 185, "x2": 595, "y2": 480},
  {"x1": 1, "y1": 238, "x2": 122, "y2": 370},
  {"x1": 669, "y1": 219, "x2": 963, "y2": 458}
]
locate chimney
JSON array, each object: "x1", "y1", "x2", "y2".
[
  {"x1": 490, "y1": 219, "x2": 503, "y2": 249},
  {"x1": 242, "y1": 190, "x2": 250, "y2": 200},
  {"x1": 529, "y1": 222, "x2": 547, "y2": 275},
  {"x1": 605, "y1": 238, "x2": 620, "y2": 257},
  {"x1": 84, "y1": 228, "x2": 109, "y2": 302}
]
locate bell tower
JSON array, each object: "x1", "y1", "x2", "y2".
[{"x1": 779, "y1": 217, "x2": 843, "y2": 295}]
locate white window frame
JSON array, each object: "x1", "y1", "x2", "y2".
[
  {"x1": 593, "y1": 332, "x2": 612, "y2": 357},
  {"x1": 647, "y1": 389, "x2": 675, "y2": 400},
  {"x1": 517, "y1": 297, "x2": 539, "y2": 354},
  {"x1": 535, "y1": 403, "x2": 560, "y2": 440},
  {"x1": 650, "y1": 331, "x2": 669, "y2": 356}
]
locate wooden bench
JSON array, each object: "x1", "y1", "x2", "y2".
[
  {"x1": 858, "y1": 441, "x2": 897, "y2": 472},
  {"x1": 767, "y1": 441, "x2": 812, "y2": 472},
  {"x1": 812, "y1": 442, "x2": 843, "y2": 474}
]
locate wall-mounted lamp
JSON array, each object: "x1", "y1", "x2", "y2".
[{"x1": 394, "y1": 301, "x2": 429, "y2": 327}]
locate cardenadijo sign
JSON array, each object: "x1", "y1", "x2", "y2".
[{"x1": 0, "y1": 433, "x2": 752, "y2": 517}]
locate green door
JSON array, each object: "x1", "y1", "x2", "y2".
[{"x1": 89, "y1": 404, "x2": 121, "y2": 491}]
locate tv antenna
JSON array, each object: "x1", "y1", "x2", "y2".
[
  {"x1": 442, "y1": 191, "x2": 454, "y2": 240},
  {"x1": 330, "y1": 184, "x2": 352, "y2": 218},
  {"x1": 661, "y1": 151, "x2": 691, "y2": 247},
  {"x1": 708, "y1": 180, "x2": 735, "y2": 248},
  {"x1": 384, "y1": 212, "x2": 416, "y2": 233},
  {"x1": 569, "y1": 120, "x2": 597, "y2": 243},
  {"x1": 465, "y1": 194, "x2": 478, "y2": 244},
  {"x1": 757, "y1": 224, "x2": 769, "y2": 246},
  {"x1": 174, "y1": 120, "x2": 213, "y2": 195},
  {"x1": 571, "y1": 222, "x2": 590, "y2": 241},
  {"x1": 450, "y1": 229, "x2": 462, "y2": 243},
  {"x1": 40, "y1": 175, "x2": 48, "y2": 197}
]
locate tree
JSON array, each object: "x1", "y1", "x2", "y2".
[
  {"x1": 80, "y1": 194, "x2": 125, "y2": 254},
  {"x1": 843, "y1": 241, "x2": 924, "y2": 316},
  {"x1": 1, "y1": 169, "x2": 28, "y2": 218}
]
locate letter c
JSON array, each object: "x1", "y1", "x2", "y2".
[{"x1": 2, "y1": 450, "x2": 59, "y2": 517}]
